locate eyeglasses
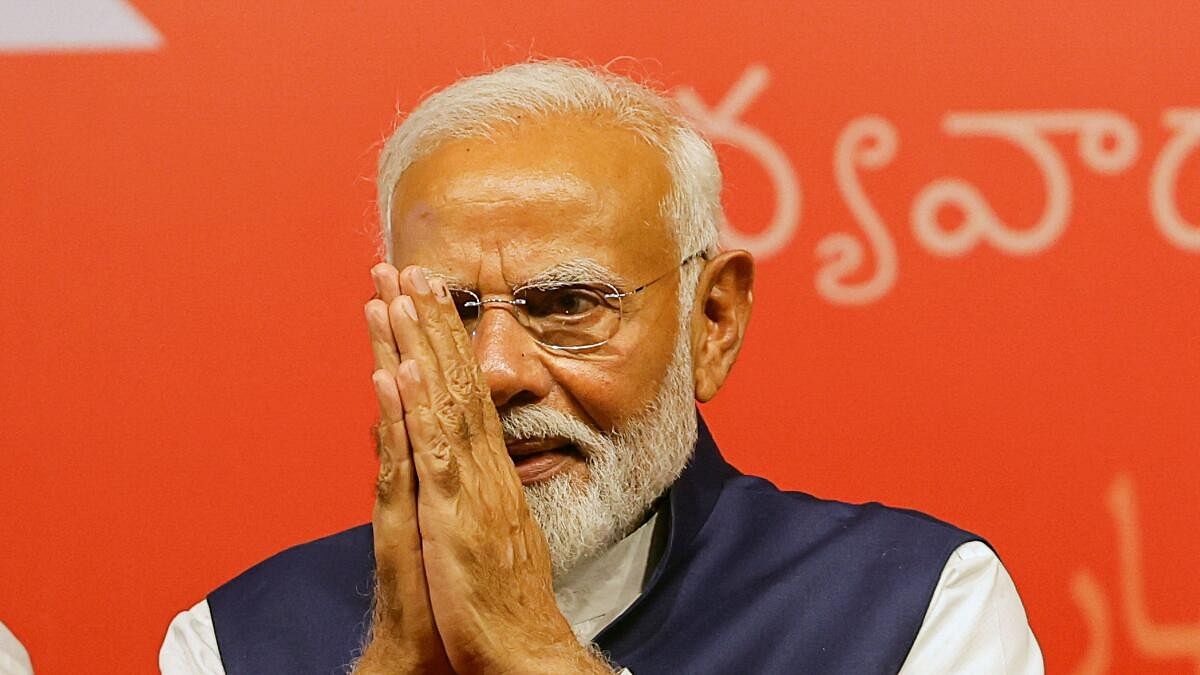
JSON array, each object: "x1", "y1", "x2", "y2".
[{"x1": 449, "y1": 252, "x2": 707, "y2": 352}]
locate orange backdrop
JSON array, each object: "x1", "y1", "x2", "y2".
[{"x1": 2, "y1": 2, "x2": 1198, "y2": 673}]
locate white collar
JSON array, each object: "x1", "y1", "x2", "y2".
[{"x1": 553, "y1": 510, "x2": 661, "y2": 642}]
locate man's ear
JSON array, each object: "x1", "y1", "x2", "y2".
[{"x1": 689, "y1": 250, "x2": 754, "y2": 402}]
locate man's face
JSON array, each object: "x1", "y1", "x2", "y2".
[
  {"x1": 388, "y1": 115, "x2": 685, "y2": 483},
  {"x1": 388, "y1": 115, "x2": 700, "y2": 578}
]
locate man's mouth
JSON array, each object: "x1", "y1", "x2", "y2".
[{"x1": 505, "y1": 438, "x2": 582, "y2": 485}]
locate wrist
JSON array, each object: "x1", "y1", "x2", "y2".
[
  {"x1": 353, "y1": 643, "x2": 408, "y2": 675},
  {"x1": 492, "y1": 641, "x2": 615, "y2": 675},
  {"x1": 355, "y1": 637, "x2": 447, "y2": 675}
]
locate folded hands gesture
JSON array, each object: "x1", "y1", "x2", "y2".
[{"x1": 355, "y1": 263, "x2": 612, "y2": 675}]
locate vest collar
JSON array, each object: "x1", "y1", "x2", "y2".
[
  {"x1": 654, "y1": 413, "x2": 739, "y2": 583},
  {"x1": 594, "y1": 412, "x2": 739, "y2": 642}
]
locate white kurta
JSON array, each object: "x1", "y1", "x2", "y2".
[
  {"x1": 160, "y1": 513, "x2": 1043, "y2": 674},
  {"x1": 0, "y1": 621, "x2": 33, "y2": 675}
]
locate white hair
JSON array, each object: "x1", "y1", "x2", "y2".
[{"x1": 376, "y1": 59, "x2": 723, "y2": 263}]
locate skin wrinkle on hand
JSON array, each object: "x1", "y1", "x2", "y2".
[{"x1": 395, "y1": 265, "x2": 576, "y2": 669}]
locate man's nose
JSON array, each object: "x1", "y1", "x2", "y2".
[{"x1": 472, "y1": 307, "x2": 553, "y2": 409}]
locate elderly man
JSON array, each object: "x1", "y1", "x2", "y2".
[{"x1": 161, "y1": 60, "x2": 1042, "y2": 674}]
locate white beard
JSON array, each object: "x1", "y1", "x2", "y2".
[{"x1": 500, "y1": 313, "x2": 698, "y2": 581}]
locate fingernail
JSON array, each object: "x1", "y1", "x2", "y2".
[
  {"x1": 371, "y1": 369, "x2": 391, "y2": 389},
  {"x1": 403, "y1": 360, "x2": 420, "y2": 382},
  {"x1": 432, "y1": 278, "x2": 449, "y2": 300},
  {"x1": 366, "y1": 302, "x2": 384, "y2": 325},
  {"x1": 371, "y1": 263, "x2": 391, "y2": 284},
  {"x1": 409, "y1": 269, "x2": 431, "y2": 294},
  {"x1": 398, "y1": 295, "x2": 417, "y2": 321}
]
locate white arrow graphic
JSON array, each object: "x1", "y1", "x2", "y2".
[{"x1": 0, "y1": 0, "x2": 162, "y2": 52}]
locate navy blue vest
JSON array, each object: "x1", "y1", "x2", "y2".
[{"x1": 209, "y1": 418, "x2": 981, "y2": 674}]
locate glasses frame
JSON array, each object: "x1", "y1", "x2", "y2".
[{"x1": 454, "y1": 250, "x2": 709, "y2": 352}]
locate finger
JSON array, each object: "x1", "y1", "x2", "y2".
[
  {"x1": 370, "y1": 370, "x2": 427, "y2": 584},
  {"x1": 369, "y1": 374, "x2": 436, "y2": 640},
  {"x1": 371, "y1": 369, "x2": 411, "y2": 503},
  {"x1": 387, "y1": 287, "x2": 473, "y2": 451},
  {"x1": 371, "y1": 262, "x2": 403, "y2": 304},
  {"x1": 400, "y1": 267, "x2": 515, "y2": 483},
  {"x1": 365, "y1": 298, "x2": 401, "y2": 375},
  {"x1": 394, "y1": 359, "x2": 461, "y2": 497},
  {"x1": 409, "y1": 271, "x2": 509, "y2": 480},
  {"x1": 425, "y1": 275, "x2": 505, "y2": 441},
  {"x1": 397, "y1": 267, "x2": 488, "y2": 438}
]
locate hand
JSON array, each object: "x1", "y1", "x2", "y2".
[
  {"x1": 383, "y1": 264, "x2": 613, "y2": 674},
  {"x1": 355, "y1": 263, "x2": 453, "y2": 674}
]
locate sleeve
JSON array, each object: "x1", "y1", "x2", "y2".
[
  {"x1": 159, "y1": 599, "x2": 226, "y2": 675},
  {"x1": 0, "y1": 620, "x2": 34, "y2": 675},
  {"x1": 897, "y1": 540, "x2": 1044, "y2": 674}
]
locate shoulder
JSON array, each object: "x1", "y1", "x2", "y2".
[
  {"x1": 203, "y1": 524, "x2": 377, "y2": 674},
  {"x1": 677, "y1": 471, "x2": 989, "y2": 614},
  {"x1": 605, "y1": 470, "x2": 999, "y2": 671},
  {"x1": 209, "y1": 523, "x2": 374, "y2": 607},
  {"x1": 216, "y1": 524, "x2": 373, "y2": 585},
  {"x1": 159, "y1": 527, "x2": 375, "y2": 675},
  {"x1": 710, "y1": 473, "x2": 983, "y2": 558},
  {"x1": 695, "y1": 473, "x2": 987, "y2": 628}
]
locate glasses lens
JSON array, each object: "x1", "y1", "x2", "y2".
[
  {"x1": 449, "y1": 289, "x2": 481, "y2": 331},
  {"x1": 516, "y1": 284, "x2": 621, "y2": 348}
]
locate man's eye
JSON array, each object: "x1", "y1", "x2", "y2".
[{"x1": 523, "y1": 287, "x2": 604, "y2": 318}]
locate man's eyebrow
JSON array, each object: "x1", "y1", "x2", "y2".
[
  {"x1": 519, "y1": 258, "x2": 630, "y2": 289},
  {"x1": 420, "y1": 259, "x2": 631, "y2": 291}
]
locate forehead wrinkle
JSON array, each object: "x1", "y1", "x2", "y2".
[
  {"x1": 413, "y1": 242, "x2": 509, "y2": 292},
  {"x1": 417, "y1": 252, "x2": 484, "y2": 291},
  {"x1": 443, "y1": 172, "x2": 595, "y2": 206}
]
